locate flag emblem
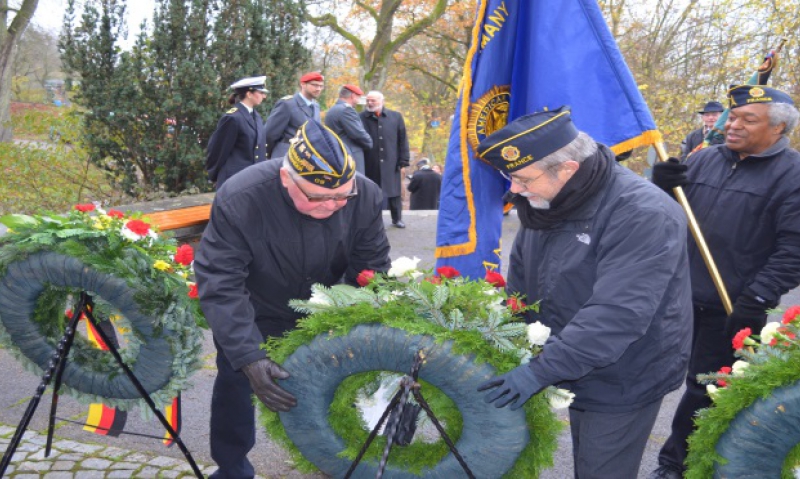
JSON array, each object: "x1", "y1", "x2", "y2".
[
  {"x1": 467, "y1": 85, "x2": 511, "y2": 153},
  {"x1": 501, "y1": 145, "x2": 520, "y2": 162}
]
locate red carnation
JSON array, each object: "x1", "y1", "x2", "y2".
[
  {"x1": 485, "y1": 270, "x2": 506, "y2": 287},
  {"x1": 126, "y1": 219, "x2": 151, "y2": 236},
  {"x1": 508, "y1": 296, "x2": 525, "y2": 314},
  {"x1": 74, "y1": 203, "x2": 96, "y2": 213},
  {"x1": 107, "y1": 209, "x2": 124, "y2": 219},
  {"x1": 356, "y1": 269, "x2": 375, "y2": 287},
  {"x1": 436, "y1": 266, "x2": 461, "y2": 279},
  {"x1": 174, "y1": 244, "x2": 194, "y2": 266},
  {"x1": 424, "y1": 275, "x2": 442, "y2": 285},
  {"x1": 717, "y1": 366, "x2": 732, "y2": 387},
  {"x1": 783, "y1": 305, "x2": 800, "y2": 324},
  {"x1": 188, "y1": 283, "x2": 198, "y2": 299},
  {"x1": 732, "y1": 328, "x2": 753, "y2": 350}
]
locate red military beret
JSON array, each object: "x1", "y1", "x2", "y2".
[
  {"x1": 343, "y1": 84, "x2": 364, "y2": 96},
  {"x1": 300, "y1": 71, "x2": 324, "y2": 83}
]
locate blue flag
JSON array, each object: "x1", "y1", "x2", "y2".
[{"x1": 435, "y1": 0, "x2": 661, "y2": 280}]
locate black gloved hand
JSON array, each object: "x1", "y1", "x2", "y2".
[
  {"x1": 724, "y1": 295, "x2": 769, "y2": 346},
  {"x1": 651, "y1": 157, "x2": 688, "y2": 191},
  {"x1": 477, "y1": 363, "x2": 544, "y2": 410},
  {"x1": 241, "y1": 358, "x2": 297, "y2": 412}
]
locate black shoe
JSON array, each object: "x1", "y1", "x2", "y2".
[
  {"x1": 392, "y1": 221, "x2": 406, "y2": 229},
  {"x1": 647, "y1": 465, "x2": 682, "y2": 479}
]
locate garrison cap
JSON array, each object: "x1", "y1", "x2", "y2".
[
  {"x1": 230, "y1": 76, "x2": 268, "y2": 93},
  {"x1": 698, "y1": 101, "x2": 724, "y2": 113},
  {"x1": 727, "y1": 85, "x2": 794, "y2": 108},
  {"x1": 300, "y1": 71, "x2": 324, "y2": 83},
  {"x1": 476, "y1": 106, "x2": 578, "y2": 173},
  {"x1": 287, "y1": 120, "x2": 356, "y2": 189}
]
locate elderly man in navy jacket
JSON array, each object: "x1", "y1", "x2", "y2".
[
  {"x1": 476, "y1": 107, "x2": 692, "y2": 479},
  {"x1": 649, "y1": 86, "x2": 800, "y2": 479},
  {"x1": 196, "y1": 120, "x2": 391, "y2": 478}
]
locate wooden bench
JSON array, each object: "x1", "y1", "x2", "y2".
[{"x1": 145, "y1": 205, "x2": 212, "y2": 231}]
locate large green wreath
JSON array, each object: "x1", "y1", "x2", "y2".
[
  {"x1": 260, "y1": 263, "x2": 563, "y2": 478},
  {"x1": 0, "y1": 205, "x2": 205, "y2": 411},
  {"x1": 686, "y1": 308, "x2": 800, "y2": 478}
]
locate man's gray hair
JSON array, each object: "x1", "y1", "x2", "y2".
[
  {"x1": 366, "y1": 90, "x2": 384, "y2": 101},
  {"x1": 769, "y1": 102, "x2": 800, "y2": 135},
  {"x1": 339, "y1": 86, "x2": 355, "y2": 99},
  {"x1": 537, "y1": 131, "x2": 598, "y2": 172}
]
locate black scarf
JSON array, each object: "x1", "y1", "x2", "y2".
[{"x1": 510, "y1": 145, "x2": 614, "y2": 230}]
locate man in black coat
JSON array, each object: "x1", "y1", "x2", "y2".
[
  {"x1": 476, "y1": 108, "x2": 692, "y2": 479},
  {"x1": 360, "y1": 90, "x2": 410, "y2": 228},
  {"x1": 325, "y1": 84, "x2": 372, "y2": 174},
  {"x1": 264, "y1": 71, "x2": 324, "y2": 159},
  {"x1": 205, "y1": 76, "x2": 268, "y2": 188},
  {"x1": 408, "y1": 158, "x2": 442, "y2": 210},
  {"x1": 649, "y1": 86, "x2": 800, "y2": 479},
  {"x1": 195, "y1": 120, "x2": 391, "y2": 479},
  {"x1": 680, "y1": 100, "x2": 725, "y2": 159}
]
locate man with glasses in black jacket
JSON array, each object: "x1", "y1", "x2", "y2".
[{"x1": 195, "y1": 120, "x2": 391, "y2": 478}]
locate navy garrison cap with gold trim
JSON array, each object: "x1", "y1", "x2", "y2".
[
  {"x1": 727, "y1": 85, "x2": 794, "y2": 109},
  {"x1": 476, "y1": 106, "x2": 579, "y2": 173},
  {"x1": 287, "y1": 120, "x2": 356, "y2": 189}
]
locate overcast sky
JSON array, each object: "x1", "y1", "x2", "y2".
[{"x1": 32, "y1": 0, "x2": 155, "y2": 42}]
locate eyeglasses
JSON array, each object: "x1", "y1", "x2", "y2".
[
  {"x1": 498, "y1": 168, "x2": 550, "y2": 189},
  {"x1": 305, "y1": 82, "x2": 325, "y2": 89},
  {"x1": 290, "y1": 174, "x2": 358, "y2": 202}
]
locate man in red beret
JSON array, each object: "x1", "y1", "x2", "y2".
[
  {"x1": 264, "y1": 71, "x2": 325, "y2": 159},
  {"x1": 325, "y1": 84, "x2": 373, "y2": 174}
]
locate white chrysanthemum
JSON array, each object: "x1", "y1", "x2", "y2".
[
  {"x1": 760, "y1": 321, "x2": 781, "y2": 345},
  {"x1": 308, "y1": 290, "x2": 332, "y2": 305},
  {"x1": 547, "y1": 387, "x2": 575, "y2": 409},
  {"x1": 706, "y1": 384, "x2": 719, "y2": 400},
  {"x1": 731, "y1": 360, "x2": 750, "y2": 375},
  {"x1": 526, "y1": 321, "x2": 551, "y2": 346},
  {"x1": 388, "y1": 256, "x2": 421, "y2": 277}
]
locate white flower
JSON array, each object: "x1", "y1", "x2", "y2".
[
  {"x1": 120, "y1": 225, "x2": 143, "y2": 241},
  {"x1": 388, "y1": 256, "x2": 421, "y2": 277},
  {"x1": 526, "y1": 321, "x2": 551, "y2": 346},
  {"x1": 546, "y1": 387, "x2": 574, "y2": 409},
  {"x1": 706, "y1": 384, "x2": 719, "y2": 400},
  {"x1": 519, "y1": 350, "x2": 533, "y2": 364},
  {"x1": 308, "y1": 290, "x2": 331, "y2": 306},
  {"x1": 731, "y1": 360, "x2": 750, "y2": 375},
  {"x1": 760, "y1": 321, "x2": 781, "y2": 345}
]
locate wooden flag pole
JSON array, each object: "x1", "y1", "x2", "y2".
[{"x1": 653, "y1": 142, "x2": 733, "y2": 314}]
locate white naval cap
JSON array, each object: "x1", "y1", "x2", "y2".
[{"x1": 230, "y1": 76, "x2": 268, "y2": 93}]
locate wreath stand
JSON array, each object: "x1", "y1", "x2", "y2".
[
  {"x1": 0, "y1": 292, "x2": 203, "y2": 478},
  {"x1": 344, "y1": 351, "x2": 476, "y2": 479}
]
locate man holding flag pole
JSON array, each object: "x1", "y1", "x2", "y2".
[{"x1": 649, "y1": 52, "x2": 800, "y2": 478}]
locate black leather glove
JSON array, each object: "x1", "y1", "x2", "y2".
[
  {"x1": 477, "y1": 363, "x2": 545, "y2": 410},
  {"x1": 724, "y1": 295, "x2": 769, "y2": 345},
  {"x1": 651, "y1": 157, "x2": 688, "y2": 191},
  {"x1": 241, "y1": 358, "x2": 297, "y2": 412}
]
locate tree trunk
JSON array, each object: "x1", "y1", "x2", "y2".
[{"x1": 0, "y1": 0, "x2": 40, "y2": 142}]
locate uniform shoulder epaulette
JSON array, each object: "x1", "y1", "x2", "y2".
[
  {"x1": 226, "y1": 107, "x2": 238, "y2": 114},
  {"x1": 281, "y1": 95, "x2": 293, "y2": 100}
]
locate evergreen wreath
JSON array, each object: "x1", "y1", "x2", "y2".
[
  {"x1": 686, "y1": 307, "x2": 800, "y2": 478},
  {"x1": 0, "y1": 204, "x2": 205, "y2": 411},
  {"x1": 261, "y1": 259, "x2": 564, "y2": 478}
]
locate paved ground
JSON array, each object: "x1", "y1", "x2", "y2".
[{"x1": 1, "y1": 210, "x2": 797, "y2": 478}]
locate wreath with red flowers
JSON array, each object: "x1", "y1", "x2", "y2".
[
  {"x1": 686, "y1": 307, "x2": 800, "y2": 478},
  {"x1": 0, "y1": 204, "x2": 205, "y2": 410}
]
